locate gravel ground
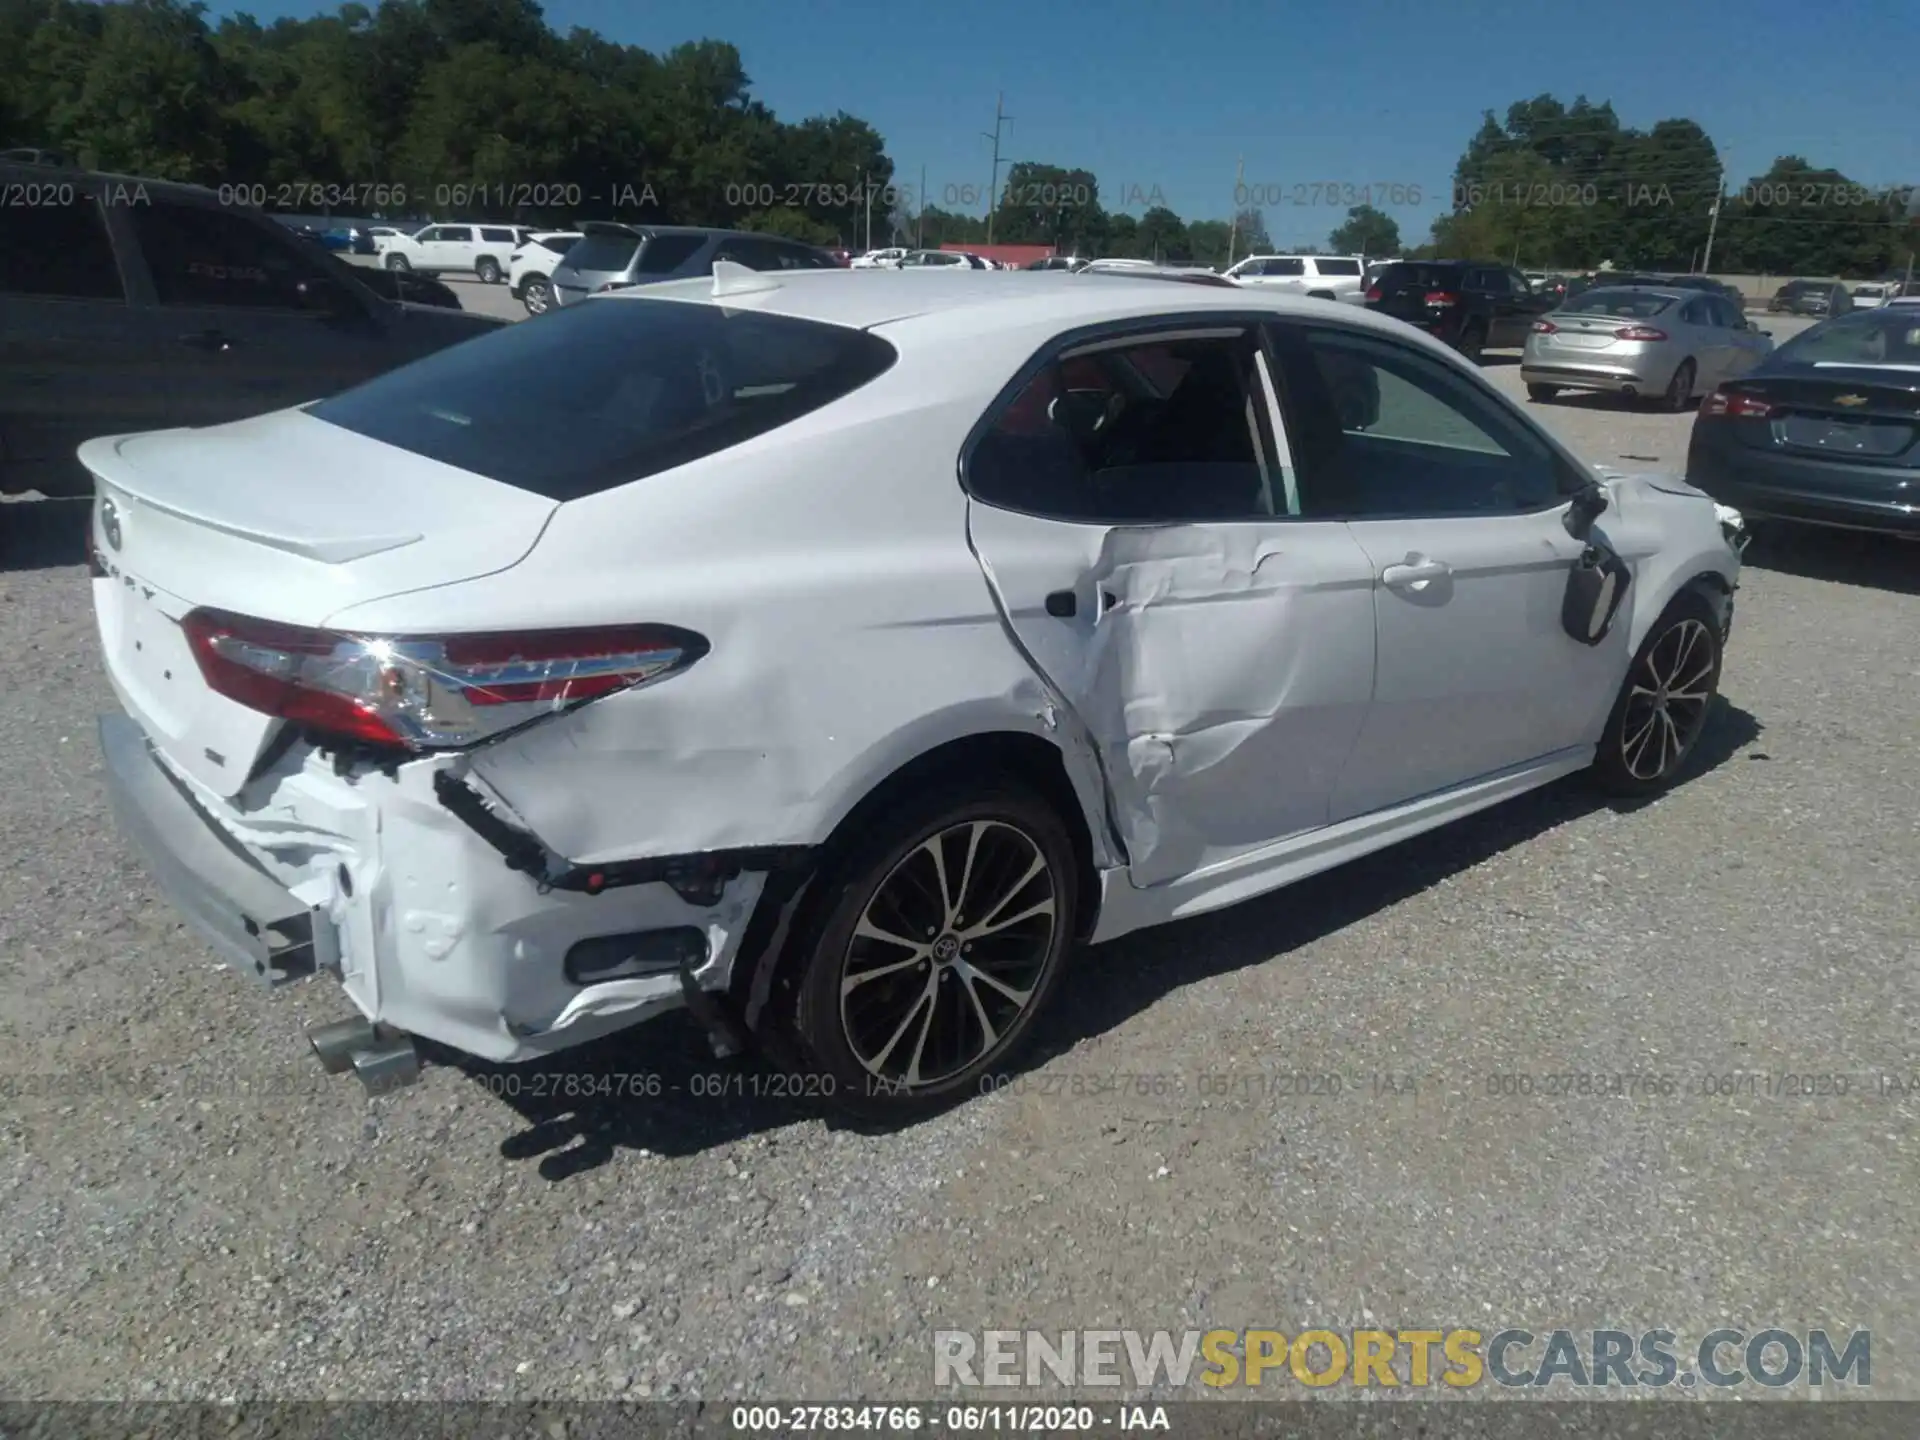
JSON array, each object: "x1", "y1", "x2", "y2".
[{"x1": 4, "y1": 315, "x2": 1917, "y2": 1403}]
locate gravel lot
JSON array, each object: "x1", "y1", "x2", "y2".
[{"x1": 4, "y1": 307, "x2": 1917, "y2": 1403}]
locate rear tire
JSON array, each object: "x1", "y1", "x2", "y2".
[
  {"x1": 1663, "y1": 358, "x2": 1697, "y2": 412},
  {"x1": 384, "y1": 253, "x2": 411, "y2": 272},
  {"x1": 521, "y1": 275, "x2": 552, "y2": 314},
  {"x1": 1456, "y1": 322, "x2": 1486, "y2": 363},
  {"x1": 792, "y1": 780, "x2": 1079, "y2": 1122},
  {"x1": 1589, "y1": 589, "x2": 1723, "y2": 798},
  {"x1": 1527, "y1": 383, "x2": 1558, "y2": 403},
  {"x1": 475, "y1": 256, "x2": 502, "y2": 284}
]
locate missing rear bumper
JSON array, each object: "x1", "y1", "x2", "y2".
[{"x1": 431, "y1": 770, "x2": 811, "y2": 904}]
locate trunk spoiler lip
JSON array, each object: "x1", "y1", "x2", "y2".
[
  {"x1": 79, "y1": 431, "x2": 427, "y2": 563},
  {"x1": 78, "y1": 422, "x2": 571, "y2": 566}
]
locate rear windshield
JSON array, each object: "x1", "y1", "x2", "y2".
[
  {"x1": 309, "y1": 298, "x2": 899, "y2": 500},
  {"x1": 1315, "y1": 259, "x2": 1362, "y2": 276},
  {"x1": 1563, "y1": 289, "x2": 1676, "y2": 318},
  {"x1": 538, "y1": 235, "x2": 579, "y2": 256},
  {"x1": 1375, "y1": 263, "x2": 1461, "y2": 289},
  {"x1": 563, "y1": 231, "x2": 643, "y2": 273},
  {"x1": 636, "y1": 233, "x2": 709, "y2": 274},
  {"x1": 1772, "y1": 312, "x2": 1920, "y2": 368}
]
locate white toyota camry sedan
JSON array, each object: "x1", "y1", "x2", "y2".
[{"x1": 87, "y1": 265, "x2": 1743, "y2": 1118}]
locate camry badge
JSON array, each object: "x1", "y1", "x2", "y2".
[
  {"x1": 100, "y1": 497, "x2": 123, "y2": 551},
  {"x1": 1834, "y1": 394, "x2": 1868, "y2": 407}
]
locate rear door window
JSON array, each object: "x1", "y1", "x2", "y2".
[
  {"x1": 127, "y1": 200, "x2": 336, "y2": 310},
  {"x1": 309, "y1": 297, "x2": 898, "y2": 500},
  {"x1": 0, "y1": 196, "x2": 125, "y2": 301},
  {"x1": 1266, "y1": 257, "x2": 1307, "y2": 276},
  {"x1": 966, "y1": 330, "x2": 1283, "y2": 523}
]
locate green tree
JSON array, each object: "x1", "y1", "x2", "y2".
[
  {"x1": 1715, "y1": 157, "x2": 1905, "y2": 277},
  {"x1": 1136, "y1": 205, "x2": 1189, "y2": 262},
  {"x1": 1328, "y1": 204, "x2": 1400, "y2": 256},
  {"x1": 988, "y1": 161, "x2": 1106, "y2": 252}
]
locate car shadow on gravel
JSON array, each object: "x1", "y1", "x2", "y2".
[
  {"x1": 473, "y1": 697, "x2": 1761, "y2": 1176},
  {"x1": 1022, "y1": 695, "x2": 1763, "y2": 1069},
  {"x1": 1741, "y1": 524, "x2": 1920, "y2": 596},
  {"x1": 0, "y1": 497, "x2": 90, "y2": 571}
]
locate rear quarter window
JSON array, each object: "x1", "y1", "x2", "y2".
[
  {"x1": 635, "y1": 233, "x2": 710, "y2": 274},
  {"x1": 1314, "y1": 259, "x2": 1362, "y2": 276},
  {"x1": 308, "y1": 297, "x2": 898, "y2": 500},
  {"x1": 563, "y1": 232, "x2": 643, "y2": 272}
]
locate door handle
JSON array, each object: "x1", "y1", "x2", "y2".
[
  {"x1": 1381, "y1": 558, "x2": 1451, "y2": 589},
  {"x1": 180, "y1": 330, "x2": 233, "y2": 353}
]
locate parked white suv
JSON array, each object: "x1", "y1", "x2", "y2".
[
  {"x1": 1225, "y1": 254, "x2": 1367, "y2": 303},
  {"x1": 380, "y1": 222, "x2": 535, "y2": 283},
  {"x1": 88, "y1": 269, "x2": 1739, "y2": 1117},
  {"x1": 508, "y1": 230, "x2": 582, "y2": 315},
  {"x1": 851, "y1": 247, "x2": 908, "y2": 269}
]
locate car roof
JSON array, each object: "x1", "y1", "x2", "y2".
[
  {"x1": 1572, "y1": 284, "x2": 1691, "y2": 301},
  {"x1": 599, "y1": 268, "x2": 1461, "y2": 348}
]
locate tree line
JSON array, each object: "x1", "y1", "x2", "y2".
[{"x1": 3, "y1": 3, "x2": 1912, "y2": 276}]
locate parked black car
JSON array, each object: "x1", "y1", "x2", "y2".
[
  {"x1": 0, "y1": 159, "x2": 504, "y2": 499},
  {"x1": 1656, "y1": 274, "x2": 1750, "y2": 309},
  {"x1": 1768, "y1": 280, "x2": 1852, "y2": 317},
  {"x1": 1686, "y1": 307, "x2": 1920, "y2": 538},
  {"x1": 1363, "y1": 260, "x2": 1557, "y2": 359}
]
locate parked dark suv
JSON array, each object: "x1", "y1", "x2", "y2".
[
  {"x1": 548, "y1": 223, "x2": 839, "y2": 308},
  {"x1": 1363, "y1": 260, "x2": 1556, "y2": 360},
  {"x1": 1768, "y1": 280, "x2": 1852, "y2": 317},
  {"x1": 0, "y1": 160, "x2": 505, "y2": 499}
]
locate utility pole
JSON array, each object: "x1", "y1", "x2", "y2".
[
  {"x1": 861, "y1": 169, "x2": 872, "y2": 253},
  {"x1": 1700, "y1": 159, "x2": 1725, "y2": 274},
  {"x1": 918, "y1": 163, "x2": 927, "y2": 248},
  {"x1": 1227, "y1": 155, "x2": 1244, "y2": 268},
  {"x1": 983, "y1": 93, "x2": 1011, "y2": 245}
]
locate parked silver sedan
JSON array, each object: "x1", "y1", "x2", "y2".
[{"x1": 1522, "y1": 286, "x2": 1774, "y2": 410}]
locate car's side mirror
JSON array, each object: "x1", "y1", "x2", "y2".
[{"x1": 1563, "y1": 480, "x2": 1610, "y2": 540}]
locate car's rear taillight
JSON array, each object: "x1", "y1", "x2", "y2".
[
  {"x1": 1614, "y1": 325, "x2": 1669, "y2": 341},
  {"x1": 1531, "y1": 320, "x2": 1558, "y2": 333},
  {"x1": 1699, "y1": 390, "x2": 1775, "y2": 419},
  {"x1": 1365, "y1": 286, "x2": 1383, "y2": 302},
  {"x1": 1425, "y1": 290, "x2": 1459, "y2": 307},
  {"x1": 180, "y1": 609, "x2": 708, "y2": 753}
]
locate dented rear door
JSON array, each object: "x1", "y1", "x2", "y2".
[
  {"x1": 964, "y1": 322, "x2": 1379, "y2": 887},
  {"x1": 970, "y1": 507, "x2": 1377, "y2": 888}
]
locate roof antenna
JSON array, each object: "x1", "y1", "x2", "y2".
[{"x1": 712, "y1": 260, "x2": 783, "y2": 298}]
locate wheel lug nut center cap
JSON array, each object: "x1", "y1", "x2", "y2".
[{"x1": 931, "y1": 934, "x2": 961, "y2": 963}]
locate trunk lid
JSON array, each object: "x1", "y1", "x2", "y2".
[
  {"x1": 1543, "y1": 312, "x2": 1632, "y2": 349},
  {"x1": 83, "y1": 408, "x2": 557, "y2": 796},
  {"x1": 1728, "y1": 371, "x2": 1920, "y2": 465}
]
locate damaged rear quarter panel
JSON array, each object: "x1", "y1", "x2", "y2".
[{"x1": 321, "y1": 351, "x2": 1111, "y2": 868}]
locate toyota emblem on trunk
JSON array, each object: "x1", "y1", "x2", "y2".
[{"x1": 100, "y1": 497, "x2": 123, "y2": 551}]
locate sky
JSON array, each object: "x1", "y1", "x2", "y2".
[{"x1": 219, "y1": 0, "x2": 1920, "y2": 249}]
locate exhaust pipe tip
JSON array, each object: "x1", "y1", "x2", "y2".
[
  {"x1": 307, "y1": 1016, "x2": 378, "y2": 1075},
  {"x1": 351, "y1": 1034, "x2": 422, "y2": 1096}
]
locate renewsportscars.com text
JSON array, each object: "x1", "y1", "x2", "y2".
[{"x1": 933, "y1": 1327, "x2": 1871, "y2": 1390}]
